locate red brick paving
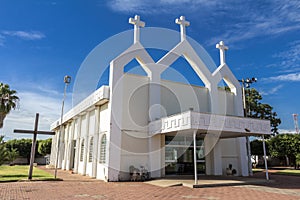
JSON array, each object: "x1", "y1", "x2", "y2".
[{"x1": 0, "y1": 167, "x2": 299, "y2": 200}]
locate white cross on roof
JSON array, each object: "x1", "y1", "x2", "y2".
[
  {"x1": 175, "y1": 16, "x2": 190, "y2": 42},
  {"x1": 129, "y1": 15, "x2": 145, "y2": 43},
  {"x1": 216, "y1": 41, "x2": 229, "y2": 65}
]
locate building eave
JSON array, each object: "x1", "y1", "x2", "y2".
[{"x1": 50, "y1": 85, "x2": 110, "y2": 130}]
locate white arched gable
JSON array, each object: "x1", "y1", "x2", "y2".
[
  {"x1": 212, "y1": 63, "x2": 241, "y2": 96},
  {"x1": 110, "y1": 42, "x2": 154, "y2": 77},
  {"x1": 157, "y1": 40, "x2": 213, "y2": 87}
]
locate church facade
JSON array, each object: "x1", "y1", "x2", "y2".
[{"x1": 50, "y1": 15, "x2": 270, "y2": 181}]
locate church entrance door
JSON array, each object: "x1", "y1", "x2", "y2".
[{"x1": 165, "y1": 135, "x2": 205, "y2": 175}]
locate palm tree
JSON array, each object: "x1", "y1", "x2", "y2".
[
  {"x1": 0, "y1": 135, "x2": 8, "y2": 165},
  {"x1": 0, "y1": 83, "x2": 19, "y2": 128}
]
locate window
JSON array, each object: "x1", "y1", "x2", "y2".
[
  {"x1": 99, "y1": 134, "x2": 107, "y2": 164},
  {"x1": 80, "y1": 139, "x2": 85, "y2": 162},
  {"x1": 88, "y1": 137, "x2": 94, "y2": 162}
]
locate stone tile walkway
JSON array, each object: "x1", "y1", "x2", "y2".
[{"x1": 0, "y1": 167, "x2": 299, "y2": 200}]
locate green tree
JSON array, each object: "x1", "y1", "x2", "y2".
[
  {"x1": 38, "y1": 138, "x2": 52, "y2": 156},
  {"x1": 6, "y1": 139, "x2": 32, "y2": 164},
  {"x1": 268, "y1": 134, "x2": 300, "y2": 169},
  {"x1": 250, "y1": 139, "x2": 269, "y2": 156},
  {"x1": 7, "y1": 148, "x2": 18, "y2": 165},
  {"x1": 0, "y1": 83, "x2": 19, "y2": 128},
  {"x1": 246, "y1": 88, "x2": 281, "y2": 135},
  {"x1": 0, "y1": 136, "x2": 8, "y2": 165}
]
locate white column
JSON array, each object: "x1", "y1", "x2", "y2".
[
  {"x1": 83, "y1": 112, "x2": 90, "y2": 175},
  {"x1": 148, "y1": 135, "x2": 161, "y2": 178},
  {"x1": 66, "y1": 120, "x2": 75, "y2": 170},
  {"x1": 193, "y1": 130, "x2": 198, "y2": 185},
  {"x1": 74, "y1": 117, "x2": 82, "y2": 173},
  {"x1": 70, "y1": 120, "x2": 76, "y2": 170},
  {"x1": 65, "y1": 123, "x2": 71, "y2": 170},
  {"x1": 58, "y1": 126, "x2": 65, "y2": 169},
  {"x1": 236, "y1": 137, "x2": 248, "y2": 176},
  {"x1": 148, "y1": 71, "x2": 162, "y2": 178},
  {"x1": 204, "y1": 135, "x2": 222, "y2": 175},
  {"x1": 262, "y1": 135, "x2": 269, "y2": 180},
  {"x1": 92, "y1": 106, "x2": 100, "y2": 178},
  {"x1": 246, "y1": 136, "x2": 253, "y2": 176},
  {"x1": 50, "y1": 131, "x2": 58, "y2": 166},
  {"x1": 107, "y1": 60, "x2": 124, "y2": 181},
  {"x1": 148, "y1": 71, "x2": 161, "y2": 121},
  {"x1": 62, "y1": 123, "x2": 70, "y2": 170},
  {"x1": 161, "y1": 135, "x2": 165, "y2": 177}
]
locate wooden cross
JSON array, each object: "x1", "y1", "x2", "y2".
[
  {"x1": 216, "y1": 41, "x2": 229, "y2": 65},
  {"x1": 14, "y1": 113, "x2": 55, "y2": 180},
  {"x1": 175, "y1": 16, "x2": 190, "y2": 42},
  {"x1": 129, "y1": 15, "x2": 145, "y2": 43}
]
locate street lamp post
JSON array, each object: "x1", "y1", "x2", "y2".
[
  {"x1": 239, "y1": 77, "x2": 257, "y2": 177},
  {"x1": 54, "y1": 75, "x2": 71, "y2": 179}
]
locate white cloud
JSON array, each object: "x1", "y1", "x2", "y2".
[
  {"x1": 0, "y1": 89, "x2": 71, "y2": 141},
  {"x1": 108, "y1": 0, "x2": 218, "y2": 14},
  {"x1": 0, "y1": 34, "x2": 4, "y2": 46},
  {"x1": 109, "y1": 0, "x2": 144, "y2": 12},
  {"x1": 260, "y1": 84, "x2": 283, "y2": 95},
  {"x1": 266, "y1": 73, "x2": 300, "y2": 82},
  {"x1": 208, "y1": 1, "x2": 300, "y2": 45},
  {"x1": 278, "y1": 129, "x2": 298, "y2": 134},
  {"x1": 107, "y1": 0, "x2": 300, "y2": 45},
  {"x1": 2, "y1": 31, "x2": 45, "y2": 40},
  {"x1": 261, "y1": 40, "x2": 300, "y2": 77},
  {"x1": 272, "y1": 40, "x2": 300, "y2": 71}
]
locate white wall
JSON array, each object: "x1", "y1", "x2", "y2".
[
  {"x1": 118, "y1": 74, "x2": 149, "y2": 180},
  {"x1": 78, "y1": 114, "x2": 87, "y2": 175},
  {"x1": 220, "y1": 138, "x2": 239, "y2": 175},
  {"x1": 97, "y1": 104, "x2": 110, "y2": 180},
  {"x1": 86, "y1": 110, "x2": 95, "y2": 177},
  {"x1": 122, "y1": 74, "x2": 149, "y2": 130},
  {"x1": 118, "y1": 74, "x2": 239, "y2": 178},
  {"x1": 53, "y1": 73, "x2": 243, "y2": 179},
  {"x1": 161, "y1": 80, "x2": 209, "y2": 115}
]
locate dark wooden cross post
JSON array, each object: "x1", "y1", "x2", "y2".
[{"x1": 14, "y1": 113, "x2": 55, "y2": 180}]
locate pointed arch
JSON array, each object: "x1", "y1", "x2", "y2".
[
  {"x1": 157, "y1": 40, "x2": 213, "y2": 87},
  {"x1": 161, "y1": 55, "x2": 205, "y2": 86},
  {"x1": 110, "y1": 42, "x2": 155, "y2": 77},
  {"x1": 123, "y1": 58, "x2": 148, "y2": 76},
  {"x1": 212, "y1": 64, "x2": 241, "y2": 96},
  {"x1": 80, "y1": 138, "x2": 85, "y2": 162},
  {"x1": 88, "y1": 137, "x2": 94, "y2": 162},
  {"x1": 99, "y1": 134, "x2": 107, "y2": 164}
]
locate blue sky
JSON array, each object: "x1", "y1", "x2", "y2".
[{"x1": 1, "y1": 0, "x2": 300, "y2": 140}]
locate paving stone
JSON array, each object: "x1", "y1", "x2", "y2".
[{"x1": 0, "y1": 167, "x2": 299, "y2": 200}]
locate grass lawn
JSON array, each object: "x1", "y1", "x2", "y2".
[
  {"x1": 274, "y1": 169, "x2": 300, "y2": 176},
  {"x1": 252, "y1": 168, "x2": 264, "y2": 173},
  {"x1": 253, "y1": 168, "x2": 300, "y2": 176},
  {"x1": 0, "y1": 165, "x2": 56, "y2": 182}
]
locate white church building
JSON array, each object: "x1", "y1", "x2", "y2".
[{"x1": 50, "y1": 15, "x2": 270, "y2": 182}]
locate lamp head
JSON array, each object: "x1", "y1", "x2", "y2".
[{"x1": 64, "y1": 76, "x2": 71, "y2": 84}]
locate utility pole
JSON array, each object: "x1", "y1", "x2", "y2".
[
  {"x1": 54, "y1": 75, "x2": 71, "y2": 179},
  {"x1": 293, "y1": 114, "x2": 299, "y2": 134},
  {"x1": 239, "y1": 77, "x2": 257, "y2": 176}
]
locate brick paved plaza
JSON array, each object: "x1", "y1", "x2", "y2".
[{"x1": 0, "y1": 167, "x2": 299, "y2": 200}]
